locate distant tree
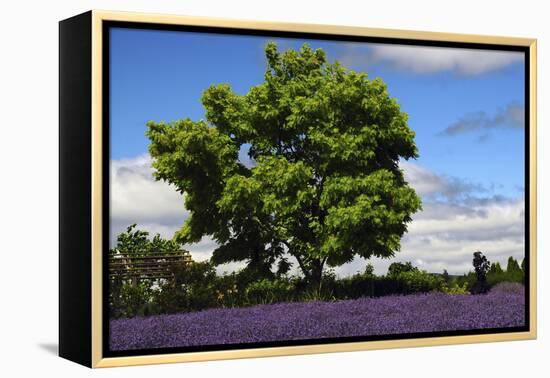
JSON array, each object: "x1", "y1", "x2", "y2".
[
  {"x1": 109, "y1": 225, "x2": 184, "y2": 317},
  {"x1": 146, "y1": 42, "x2": 422, "y2": 289},
  {"x1": 489, "y1": 262, "x2": 503, "y2": 275},
  {"x1": 110, "y1": 224, "x2": 182, "y2": 256},
  {"x1": 364, "y1": 263, "x2": 375, "y2": 276},
  {"x1": 387, "y1": 261, "x2": 418, "y2": 277},
  {"x1": 471, "y1": 251, "x2": 490, "y2": 294},
  {"x1": 506, "y1": 256, "x2": 521, "y2": 274},
  {"x1": 521, "y1": 258, "x2": 526, "y2": 273},
  {"x1": 442, "y1": 269, "x2": 450, "y2": 282},
  {"x1": 504, "y1": 256, "x2": 524, "y2": 284}
]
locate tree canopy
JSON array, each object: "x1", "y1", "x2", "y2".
[
  {"x1": 146, "y1": 42, "x2": 421, "y2": 286},
  {"x1": 109, "y1": 224, "x2": 181, "y2": 257},
  {"x1": 506, "y1": 256, "x2": 521, "y2": 274},
  {"x1": 473, "y1": 251, "x2": 490, "y2": 282},
  {"x1": 387, "y1": 261, "x2": 418, "y2": 277}
]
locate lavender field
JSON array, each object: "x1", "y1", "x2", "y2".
[{"x1": 110, "y1": 284, "x2": 525, "y2": 351}]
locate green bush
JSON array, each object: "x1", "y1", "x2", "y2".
[
  {"x1": 455, "y1": 257, "x2": 525, "y2": 292},
  {"x1": 440, "y1": 281, "x2": 470, "y2": 295},
  {"x1": 487, "y1": 270, "x2": 524, "y2": 286},
  {"x1": 330, "y1": 272, "x2": 375, "y2": 299},
  {"x1": 246, "y1": 278, "x2": 295, "y2": 305},
  {"x1": 109, "y1": 224, "x2": 189, "y2": 317},
  {"x1": 455, "y1": 272, "x2": 477, "y2": 291},
  {"x1": 387, "y1": 262, "x2": 418, "y2": 277},
  {"x1": 394, "y1": 270, "x2": 444, "y2": 294},
  {"x1": 152, "y1": 261, "x2": 218, "y2": 313},
  {"x1": 212, "y1": 273, "x2": 242, "y2": 308},
  {"x1": 109, "y1": 281, "x2": 153, "y2": 318},
  {"x1": 108, "y1": 227, "x2": 527, "y2": 318},
  {"x1": 327, "y1": 268, "x2": 443, "y2": 299},
  {"x1": 484, "y1": 257, "x2": 524, "y2": 286}
]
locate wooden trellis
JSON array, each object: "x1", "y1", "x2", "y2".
[{"x1": 108, "y1": 251, "x2": 193, "y2": 281}]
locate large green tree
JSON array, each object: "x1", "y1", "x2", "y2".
[{"x1": 146, "y1": 42, "x2": 421, "y2": 287}]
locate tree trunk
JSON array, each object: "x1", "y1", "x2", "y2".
[
  {"x1": 310, "y1": 259, "x2": 324, "y2": 296},
  {"x1": 293, "y1": 254, "x2": 325, "y2": 295}
]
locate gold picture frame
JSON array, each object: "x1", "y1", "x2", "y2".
[{"x1": 59, "y1": 9, "x2": 537, "y2": 368}]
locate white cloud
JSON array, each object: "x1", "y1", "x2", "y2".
[
  {"x1": 110, "y1": 155, "x2": 525, "y2": 276},
  {"x1": 400, "y1": 160, "x2": 485, "y2": 201},
  {"x1": 341, "y1": 43, "x2": 523, "y2": 75},
  {"x1": 111, "y1": 155, "x2": 187, "y2": 225},
  {"x1": 334, "y1": 198, "x2": 524, "y2": 277},
  {"x1": 110, "y1": 155, "x2": 185, "y2": 247},
  {"x1": 334, "y1": 162, "x2": 524, "y2": 276},
  {"x1": 110, "y1": 156, "x2": 231, "y2": 264}
]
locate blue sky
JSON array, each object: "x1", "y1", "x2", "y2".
[
  {"x1": 109, "y1": 27, "x2": 526, "y2": 274},
  {"x1": 110, "y1": 27, "x2": 525, "y2": 198}
]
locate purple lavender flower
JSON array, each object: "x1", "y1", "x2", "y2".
[{"x1": 110, "y1": 289, "x2": 525, "y2": 351}]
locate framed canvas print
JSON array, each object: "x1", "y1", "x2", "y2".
[{"x1": 59, "y1": 10, "x2": 537, "y2": 368}]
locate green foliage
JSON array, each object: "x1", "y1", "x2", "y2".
[
  {"x1": 146, "y1": 42, "x2": 421, "y2": 288},
  {"x1": 489, "y1": 262, "x2": 503, "y2": 275},
  {"x1": 506, "y1": 256, "x2": 522, "y2": 274},
  {"x1": 110, "y1": 224, "x2": 181, "y2": 256},
  {"x1": 440, "y1": 281, "x2": 470, "y2": 295},
  {"x1": 108, "y1": 224, "x2": 184, "y2": 317},
  {"x1": 455, "y1": 272, "x2": 478, "y2": 292},
  {"x1": 327, "y1": 264, "x2": 444, "y2": 299},
  {"x1": 109, "y1": 231, "x2": 528, "y2": 317},
  {"x1": 212, "y1": 273, "x2": 242, "y2": 308},
  {"x1": 152, "y1": 261, "x2": 219, "y2": 314},
  {"x1": 331, "y1": 270, "x2": 375, "y2": 299},
  {"x1": 110, "y1": 282, "x2": 154, "y2": 318},
  {"x1": 387, "y1": 261, "x2": 418, "y2": 277},
  {"x1": 364, "y1": 263, "x2": 375, "y2": 276},
  {"x1": 486, "y1": 257, "x2": 524, "y2": 286},
  {"x1": 394, "y1": 270, "x2": 444, "y2": 294},
  {"x1": 246, "y1": 278, "x2": 295, "y2": 305},
  {"x1": 455, "y1": 254, "x2": 525, "y2": 293}
]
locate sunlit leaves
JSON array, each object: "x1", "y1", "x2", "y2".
[{"x1": 146, "y1": 42, "x2": 422, "y2": 284}]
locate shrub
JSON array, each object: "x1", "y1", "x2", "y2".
[
  {"x1": 212, "y1": 273, "x2": 242, "y2": 307},
  {"x1": 116, "y1": 282, "x2": 155, "y2": 318},
  {"x1": 489, "y1": 262, "x2": 504, "y2": 275},
  {"x1": 109, "y1": 224, "x2": 191, "y2": 317},
  {"x1": 440, "y1": 281, "x2": 470, "y2": 295},
  {"x1": 328, "y1": 268, "x2": 443, "y2": 299},
  {"x1": 387, "y1": 261, "x2": 418, "y2": 277},
  {"x1": 487, "y1": 270, "x2": 524, "y2": 286},
  {"x1": 152, "y1": 261, "x2": 218, "y2": 313},
  {"x1": 329, "y1": 271, "x2": 375, "y2": 299},
  {"x1": 395, "y1": 270, "x2": 444, "y2": 294},
  {"x1": 246, "y1": 278, "x2": 295, "y2": 305},
  {"x1": 485, "y1": 258, "x2": 525, "y2": 287},
  {"x1": 506, "y1": 257, "x2": 521, "y2": 274}
]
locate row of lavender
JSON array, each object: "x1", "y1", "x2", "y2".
[{"x1": 110, "y1": 282, "x2": 525, "y2": 351}]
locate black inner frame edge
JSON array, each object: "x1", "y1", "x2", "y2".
[{"x1": 101, "y1": 20, "x2": 531, "y2": 359}]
